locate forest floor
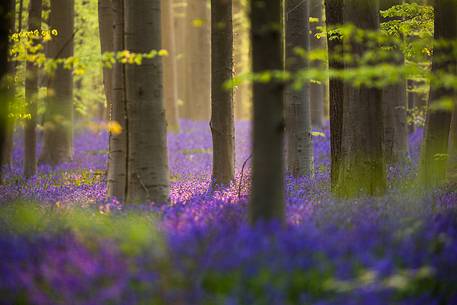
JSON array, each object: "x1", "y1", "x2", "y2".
[{"x1": 1, "y1": 120, "x2": 456, "y2": 305}]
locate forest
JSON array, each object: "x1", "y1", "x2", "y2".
[{"x1": 0, "y1": 0, "x2": 456, "y2": 304}]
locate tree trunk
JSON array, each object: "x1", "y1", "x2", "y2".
[
  {"x1": 309, "y1": 0, "x2": 326, "y2": 129},
  {"x1": 107, "y1": 0, "x2": 128, "y2": 201},
  {"x1": 24, "y1": 0, "x2": 42, "y2": 178},
  {"x1": 162, "y1": 0, "x2": 180, "y2": 133},
  {"x1": 325, "y1": 0, "x2": 344, "y2": 192},
  {"x1": 173, "y1": 0, "x2": 187, "y2": 116},
  {"x1": 1, "y1": 0, "x2": 17, "y2": 170},
  {"x1": 125, "y1": 0, "x2": 169, "y2": 203},
  {"x1": 448, "y1": 108, "x2": 457, "y2": 182},
  {"x1": 98, "y1": 0, "x2": 114, "y2": 120},
  {"x1": 419, "y1": 0, "x2": 456, "y2": 189},
  {"x1": 211, "y1": 0, "x2": 235, "y2": 187},
  {"x1": 381, "y1": 0, "x2": 409, "y2": 164},
  {"x1": 39, "y1": 0, "x2": 74, "y2": 166},
  {"x1": 249, "y1": 0, "x2": 285, "y2": 224},
  {"x1": 233, "y1": 0, "x2": 252, "y2": 120},
  {"x1": 0, "y1": 0, "x2": 12, "y2": 183},
  {"x1": 183, "y1": 0, "x2": 211, "y2": 120},
  {"x1": 285, "y1": 0, "x2": 314, "y2": 178},
  {"x1": 336, "y1": 0, "x2": 386, "y2": 198}
]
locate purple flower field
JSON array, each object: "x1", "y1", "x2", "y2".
[{"x1": 1, "y1": 121, "x2": 457, "y2": 305}]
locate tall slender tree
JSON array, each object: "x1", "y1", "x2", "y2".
[
  {"x1": 107, "y1": 0, "x2": 127, "y2": 201},
  {"x1": 336, "y1": 0, "x2": 386, "y2": 198},
  {"x1": 309, "y1": 0, "x2": 326, "y2": 129},
  {"x1": 2, "y1": 0, "x2": 17, "y2": 169},
  {"x1": 285, "y1": 0, "x2": 313, "y2": 178},
  {"x1": 448, "y1": 108, "x2": 457, "y2": 182},
  {"x1": 183, "y1": 0, "x2": 211, "y2": 120},
  {"x1": 419, "y1": 0, "x2": 457, "y2": 189},
  {"x1": 173, "y1": 0, "x2": 187, "y2": 113},
  {"x1": 124, "y1": 0, "x2": 169, "y2": 203},
  {"x1": 211, "y1": 0, "x2": 235, "y2": 186},
  {"x1": 24, "y1": 0, "x2": 42, "y2": 178},
  {"x1": 324, "y1": 0, "x2": 344, "y2": 192},
  {"x1": 98, "y1": 0, "x2": 114, "y2": 119},
  {"x1": 0, "y1": 0, "x2": 12, "y2": 182},
  {"x1": 381, "y1": 0, "x2": 409, "y2": 164},
  {"x1": 249, "y1": 0, "x2": 285, "y2": 223},
  {"x1": 162, "y1": 0, "x2": 180, "y2": 133},
  {"x1": 39, "y1": 0, "x2": 75, "y2": 165}
]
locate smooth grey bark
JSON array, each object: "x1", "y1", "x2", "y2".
[
  {"x1": 162, "y1": 0, "x2": 180, "y2": 133},
  {"x1": 39, "y1": 0, "x2": 74, "y2": 166},
  {"x1": 183, "y1": 0, "x2": 211, "y2": 120},
  {"x1": 210, "y1": 0, "x2": 235, "y2": 186},
  {"x1": 125, "y1": 0, "x2": 169, "y2": 203},
  {"x1": 0, "y1": 0, "x2": 13, "y2": 182},
  {"x1": 98, "y1": 0, "x2": 114, "y2": 120},
  {"x1": 419, "y1": 0, "x2": 457, "y2": 189},
  {"x1": 325, "y1": 0, "x2": 344, "y2": 192},
  {"x1": 381, "y1": 0, "x2": 409, "y2": 164},
  {"x1": 309, "y1": 0, "x2": 326, "y2": 129},
  {"x1": 285, "y1": 0, "x2": 314, "y2": 178},
  {"x1": 336, "y1": 0, "x2": 386, "y2": 198},
  {"x1": 24, "y1": 0, "x2": 42, "y2": 178},
  {"x1": 249, "y1": 0, "x2": 285, "y2": 224},
  {"x1": 107, "y1": 0, "x2": 127, "y2": 201}
]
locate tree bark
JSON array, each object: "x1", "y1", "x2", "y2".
[
  {"x1": 336, "y1": 0, "x2": 386, "y2": 198},
  {"x1": 381, "y1": 0, "x2": 409, "y2": 164},
  {"x1": 285, "y1": 0, "x2": 314, "y2": 178},
  {"x1": 173, "y1": 0, "x2": 187, "y2": 116},
  {"x1": 419, "y1": 0, "x2": 457, "y2": 189},
  {"x1": 309, "y1": 0, "x2": 326, "y2": 129},
  {"x1": 183, "y1": 0, "x2": 211, "y2": 120},
  {"x1": 0, "y1": 0, "x2": 13, "y2": 183},
  {"x1": 1, "y1": 0, "x2": 17, "y2": 170},
  {"x1": 39, "y1": 0, "x2": 74, "y2": 166},
  {"x1": 24, "y1": 0, "x2": 42, "y2": 178},
  {"x1": 211, "y1": 0, "x2": 235, "y2": 187},
  {"x1": 233, "y1": 0, "x2": 251, "y2": 120},
  {"x1": 98, "y1": 0, "x2": 114, "y2": 120},
  {"x1": 325, "y1": 0, "x2": 344, "y2": 192},
  {"x1": 162, "y1": 0, "x2": 180, "y2": 133},
  {"x1": 125, "y1": 0, "x2": 169, "y2": 203},
  {"x1": 249, "y1": 0, "x2": 285, "y2": 224},
  {"x1": 107, "y1": 0, "x2": 128, "y2": 201},
  {"x1": 448, "y1": 108, "x2": 457, "y2": 182}
]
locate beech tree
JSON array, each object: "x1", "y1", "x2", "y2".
[
  {"x1": 124, "y1": 0, "x2": 169, "y2": 203},
  {"x1": 107, "y1": 0, "x2": 127, "y2": 201},
  {"x1": 324, "y1": 0, "x2": 344, "y2": 192},
  {"x1": 249, "y1": 0, "x2": 285, "y2": 223},
  {"x1": 448, "y1": 108, "x2": 457, "y2": 182},
  {"x1": 39, "y1": 0, "x2": 75, "y2": 165},
  {"x1": 419, "y1": 0, "x2": 457, "y2": 189},
  {"x1": 24, "y1": 0, "x2": 42, "y2": 177},
  {"x1": 285, "y1": 0, "x2": 314, "y2": 178},
  {"x1": 309, "y1": 0, "x2": 327, "y2": 129},
  {"x1": 0, "y1": 0, "x2": 12, "y2": 182},
  {"x1": 210, "y1": 0, "x2": 235, "y2": 186},
  {"x1": 98, "y1": 0, "x2": 113, "y2": 119},
  {"x1": 183, "y1": 0, "x2": 211, "y2": 120},
  {"x1": 336, "y1": 0, "x2": 387, "y2": 198},
  {"x1": 162, "y1": 0, "x2": 180, "y2": 133},
  {"x1": 381, "y1": 0, "x2": 409, "y2": 164}
]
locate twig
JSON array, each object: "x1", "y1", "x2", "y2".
[{"x1": 238, "y1": 153, "x2": 252, "y2": 199}]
